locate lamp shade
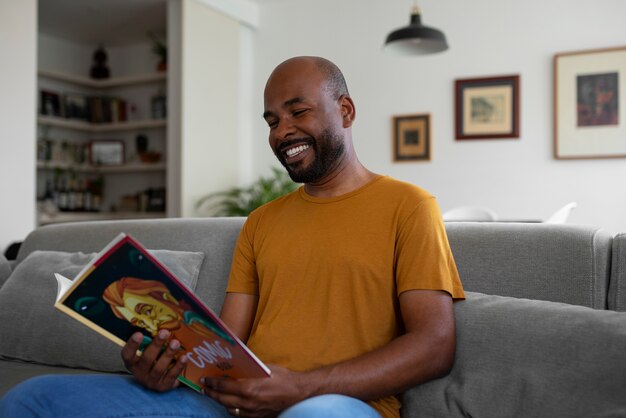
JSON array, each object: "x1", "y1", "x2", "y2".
[{"x1": 384, "y1": 8, "x2": 448, "y2": 55}]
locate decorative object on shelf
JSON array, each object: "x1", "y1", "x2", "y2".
[
  {"x1": 90, "y1": 46, "x2": 110, "y2": 79},
  {"x1": 145, "y1": 187, "x2": 166, "y2": 212},
  {"x1": 383, "y1": 0, "x2": 448, "y2": 55},
  {"x1": 554, "y1": 46, "x2": 626, "y2": 159},
  {"x1": 455, "y1": 75, "x2": 520, "y2": 140},
  {"x1": 91, "y1": 140, "x2": 124, "y2": 166},
  {"x1": 40, "y1": 90, "x2": 62, "y2": 116},
  {"x1": 196, "y1": 167, "x2": 298, "y2": 216},
  {"x1": 136, "y1": 134, "x2": 148, "y2": 154},
  {"x1": 151, "y1": 89, "x2": 167, "y2": 119},
  {"x1": 135, "y1": 133, "x2": 162, "y2": 163},
  {"x1": 392, "y1": 113, "x2": 431, "y2": 161},
  {"x1": 148, "y1": 31, "x2": 167, "y2": 72}
]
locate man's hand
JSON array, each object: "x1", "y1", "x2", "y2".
[
  {"x1": 121, "y1": 330, "x2": 188, "y2": 392},
  {"x1": 202, "y1": 365, "x2": 307, "y2": 418}
]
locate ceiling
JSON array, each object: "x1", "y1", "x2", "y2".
[{"x1": 38, "y1": 0, "x2": 167, "y2": 46}]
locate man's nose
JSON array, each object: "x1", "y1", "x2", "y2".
[{"x1": 274, "y1": 118, "x2": 296, "y2": 141}]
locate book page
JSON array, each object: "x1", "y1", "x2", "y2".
[{"x1": 54, "y1": 273, "x2": 73, "y2": 303}]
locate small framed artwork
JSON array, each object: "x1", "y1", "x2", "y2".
[
  {"x1": 455, "y1": 75, "x2": 520, "y2": 140},
  {"x1": 554, "y1": 46, "x2": 626, "y2": 159},
  {"x1": 63, "y1": 93, "x2": 90, "y2": 121},
  {"x1": 91, "y1": 140, "x2": 125, "y2": 166},
  {"x1": 392, "y1": 113, "x2": 431, "y2": 161},
  {"x1": 40, "y1": 90, "x2": 62, "y2": 117}
]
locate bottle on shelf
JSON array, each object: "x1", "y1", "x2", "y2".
[{"x1": 57, "y1": 177, "x2": 69, "y2": 212}]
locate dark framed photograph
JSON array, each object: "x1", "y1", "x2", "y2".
[
  {"x1": 554, "y1": 46, "x2": 625, "y2": 159},
  {"x1": 63, "y1": 93, "x2": 90, "y2": 121},
  {"x1": 455, "y1": 75, "x2": 520, "y2": 140},
  {"x1": 40, "y1": 90, "x2": 62, "y2": 117},
  {"x1": 392, "y1": 113, "x2": 431, "y2": 161},
  {"x1": 91, "y1": 140, "x2": 125, "y2": 166}
]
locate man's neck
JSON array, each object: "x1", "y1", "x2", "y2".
[{"x1": 303, "y1": 159, "x2": 377, "y2": 198}]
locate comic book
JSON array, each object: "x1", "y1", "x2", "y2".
[{"x1": 54, "y1": 233, "x2": 270, "y2": 392}]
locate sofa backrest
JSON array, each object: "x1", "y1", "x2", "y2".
[
  {"x1": 608, "y1": 232, "x2": 626, "y2": 311},
  {"x1": 444, "y1": 222, "x2": 613, "y2": 309},
  {"x1": 15, "y1": 217, "x2": 246, "y2": 314},
  {"x1": 15, "y1": 219, "x2": 616, "y2": 312}
]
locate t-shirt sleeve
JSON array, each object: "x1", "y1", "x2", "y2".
[
  {"x1": 395, "y1": 196, "x2": 465, "y2": 299},
  {"x1": 226, "y1": 217, "x2": 260, "y2": 295}
]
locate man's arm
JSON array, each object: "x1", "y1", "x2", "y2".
[
  {"x1": 219, "y1": 292, "x2": 259, "y2": 342},
  {"x1": 203, "y1": 289, "x2": 456, "y2": 416}
]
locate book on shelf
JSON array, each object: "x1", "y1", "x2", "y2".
[{"x1": 53, "y1": 233, "x2": 270, "y2": 391}]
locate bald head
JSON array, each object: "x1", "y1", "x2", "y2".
[{"x1": 267, "y1": 56, "x2": 350, "y2": 101}]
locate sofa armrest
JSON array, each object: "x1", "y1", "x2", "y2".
[
  {"x1": 0, "y1": 253, "x2": 11, "y2": 288},
  {"x1": 401, "y1": 292, "x2": 626, "y2": 417}
]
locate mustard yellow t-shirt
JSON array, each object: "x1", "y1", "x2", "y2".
[{"x1": 226, "y1": 175, "x2": 464, "y2": 418}]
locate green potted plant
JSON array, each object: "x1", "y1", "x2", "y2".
[
  {"x1": 147, "y1": 31, "x2": 167, "y2": 72},
  {"x1": 196, "y1": 167, "x2": 298, "y2": 216}
]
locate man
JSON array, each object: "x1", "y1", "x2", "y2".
[{"x1": 0, "y1": 56, "x2": 463, "y2": 418}]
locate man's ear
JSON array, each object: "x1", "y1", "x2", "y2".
[{"x1": 339, "y1": 95, "x2": 356, "y2": 128}]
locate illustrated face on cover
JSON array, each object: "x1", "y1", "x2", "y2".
[{"x1": 103, "y1": 277, "x2": 183, "y2": 336}]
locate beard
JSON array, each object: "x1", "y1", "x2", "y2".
[{"x1": 276, "y1": 128, "x2": 345, "y2": 183}]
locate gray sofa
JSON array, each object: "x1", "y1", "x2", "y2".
[{"x1": 1, "y1": 218, "x2": 625, "y2": 417}]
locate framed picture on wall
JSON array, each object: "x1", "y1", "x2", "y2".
[
  {"x1": 455, "y1": 75, "x2": 520, "y2": 140},
  {"x1": 554, "y1": 46, "x2": 626, "y2": 159},
  {"x1": 392, "y1": 113, "x2": 431, "y2": 161},
  {"x1": 91, "y1": 140, "x2": 125, "y2": 166}
]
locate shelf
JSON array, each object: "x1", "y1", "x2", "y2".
[
  {"x1": 38, "y1": 211, "x2": 167, "y2": 226},
  {"x1": 38, "y1": 69, "x2": 167, "y2": 88},
  {"x1": 37, "y1": 161, "x2": 166, "y2": 173},
  {"x1": 38, "y1": 115, "x2": 166, "y2": 132}
]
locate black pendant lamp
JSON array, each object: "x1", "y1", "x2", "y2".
[{"x1": 384, "y1": 3, "x2": 448, "y2": 55}]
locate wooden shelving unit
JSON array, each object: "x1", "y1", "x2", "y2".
[
  {"x1": 37, "y1": 68, "x2": 168, "y2": 225},
  {"x1": 36, "y1": 161, "x2": 166, "y2": 173},
  {"x1": 37, "y1": 115, "x2": 166, "y2": 132},
  {"x1": 38, "y1": 69, "x2": 166, "y2": 88},
  {"x1": 38, "y1": 211, "x2": 167, "y2": 226}
]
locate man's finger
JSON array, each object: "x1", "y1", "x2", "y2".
[
  {"x1": 121, "y1": 332, "x2": 144, "y2": 370},
  {"x1": 149, "y1": 338, "x2": 182, "y2": 382},
  {"x1": 160, "y1": 352, "x2": 189, "y2": 390}
]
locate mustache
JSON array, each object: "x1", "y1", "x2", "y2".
[{"x1": 277, "y1": 137, "x2": 315, "y2": 154}]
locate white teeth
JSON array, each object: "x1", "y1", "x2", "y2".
[{"x1": 285, "y1": 144, "x2": 309, "y2": 157}]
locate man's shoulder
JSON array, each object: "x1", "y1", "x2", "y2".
[{"x1": 375, "y1": 176, "x2": 434, "y2": 202}]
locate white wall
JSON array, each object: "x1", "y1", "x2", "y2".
[
  {"x1": 248, "y1": 0, "x2": 626, "y2": 233},
  {"x1": 178, "y1": 0, "x2": 240, "y2": 217},
  {"x1": 0, "y1": 0, "x2": 37, "y2": 252}
]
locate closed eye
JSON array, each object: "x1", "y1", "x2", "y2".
[{"x1": 293, "y1": 109, "x2": 308, "y2": 117}]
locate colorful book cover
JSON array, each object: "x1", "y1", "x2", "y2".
[{"x1": 54, "y1": 233, "x2": 270, "y2": 392}]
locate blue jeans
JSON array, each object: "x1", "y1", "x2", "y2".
[{"x1": 0, "y1": 375, "x2": 382, "y2": 418}]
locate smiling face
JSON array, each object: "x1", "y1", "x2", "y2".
[{"x1": 263, "y1": 57, "x2": 354, "y2": 184}]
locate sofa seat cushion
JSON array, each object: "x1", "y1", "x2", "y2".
[
  {"x1": 401, "y1": 292, "x2": 626, "y2": 417},
  {"x1": 0, "y1": 249, "x2": 204, "y2": 373}
]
